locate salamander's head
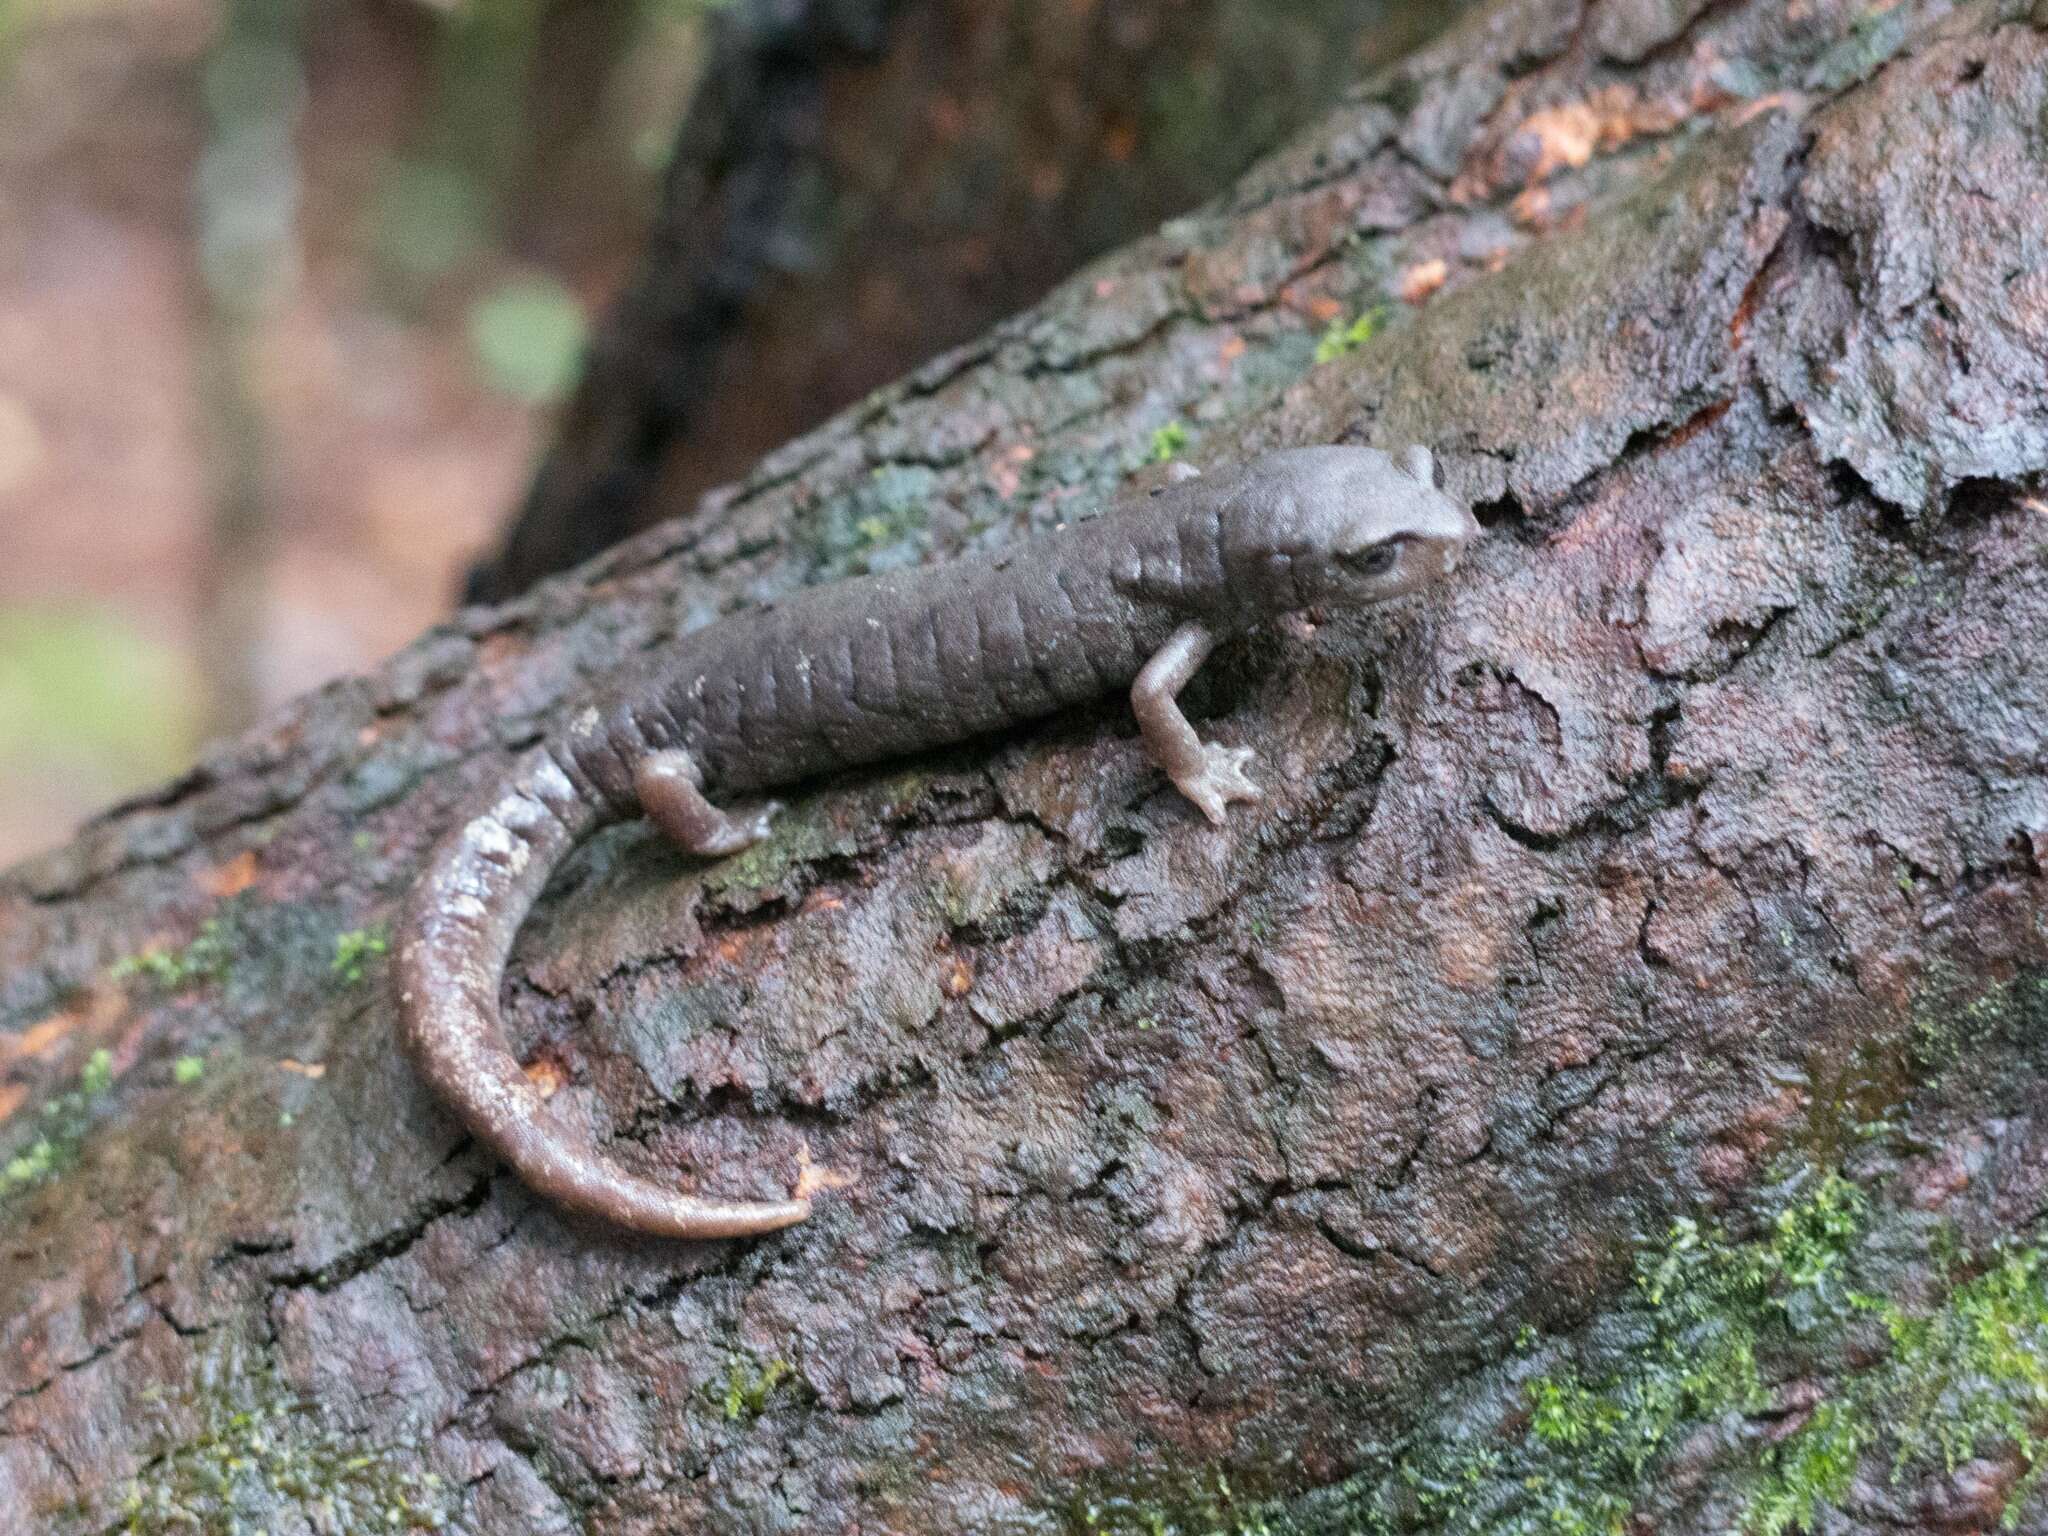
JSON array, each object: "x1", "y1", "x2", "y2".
[{"x1": 1226, "y1": 444, "x2": 1478, "y2": 613}]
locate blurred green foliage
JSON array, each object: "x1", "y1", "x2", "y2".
[
  {"x1": 0, "y1": 604, "x2": 199, "y2": 784},
  {"x1": 1, "y1": 1047, "x2": 111, "y2": 1203},
  {"x1": 1148, "y1": 421, "x2": 1191, "y2": 462},
  {"x1": 1314, "y1": 305, "x2": 1387, "y2": 364},
  {"x1": 196, "y1": 0, "x2": 308, "y2": 311},
  {"x1": 467, "y1": 277, "x2": 590, "y2": 403}
]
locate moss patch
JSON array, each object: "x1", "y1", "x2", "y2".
[
  {"x1": 710, "y1": 1353, "x2": 803, "y2": 1424},
  {"x1": 1362, "y1": 1173, "x2": 2042, "y2": 1535},
  {"x1": 112, "y1": 1359, "x2": 451, "y2": 1534},
  {"x1": 1149, "y1": 421, "x2": 1192, "y2": 462},
  {"x1": 112, "y1": 918, "x2": 234, "y2": 994},
  {"x1": 1076, "y1": 1470, "x2": 1281, "y2": 1536},
  {"x1": 0, "y1": 1046, "x2": 112, "y2": 1203},
  {"x1": 1314, "y1": 306, "x2": 1388, "y2": 365},
  {"x1": 1910, "y1": 967, "x2": 2048, "y2": 1075},
  {"x1": 331, "y1": 925, "x2": 389, "y2": 987},
  {"x1": 1075, "y1": 1168, "x2": 2048, "y2": 1535}
]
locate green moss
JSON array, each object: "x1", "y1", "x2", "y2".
[
  {"x1": 0, "y1": 1047, "x2": 112, "y2": 1202},
  {"x1": 1467, "y1": 1171, "x2": 1881, "y2": 1534},
  {"x1": 1879, "y1": 1243, "x2": 2048, "y2": 1510},
  {"x1": 1149, "y1": 421, "x2": 1191, "y2": 463},
  {"x1": 173, "y1": 1055, "x2": 206, "y2": 1085},
  {"x1": 1313, "y1": 306, "x2": 1387, "y2": 365},
  {"x1": 1908, "y1": 967, "x2": 2048, "y2": 1077},
  {"x1": 331, "y1": 926, "x2": 390, "y2": 986},
  {"x1": 712, "y1": 1354, "x2": 799, "y2": 1423},
  {"x1": 1098, "y1": 1169, "x2": 2044, "y2": 1536},
  {"x1": 1748, "y1": 1400, "x2": 1871, "y2": 1536},
  {"x1": 1074, "y1": 1469, "x2": 1276, "y2": 1536},
  {"x1": 113, "y1": 918, "x2": 234, "y2": 993},
  {"x1": 113, "y1": 1358, "x2": 450, "y2": 1534},
  {"x1": 698, "y1": 798, "x2": 839, "y2": 897}
]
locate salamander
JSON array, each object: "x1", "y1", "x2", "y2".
[{"x1": 395, "y1": 444, "x2": 1478, "y2": 1238}]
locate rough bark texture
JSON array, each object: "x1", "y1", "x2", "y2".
[{"x1": 5, "y1": 2, "x2": 2048, "y2": 1533}]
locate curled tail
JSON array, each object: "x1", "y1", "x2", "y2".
[{"x1": 394, "y1": 746, "x2": 811, "y2": 1239}]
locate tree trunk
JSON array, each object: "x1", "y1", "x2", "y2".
[
  {"x1": 6, "y1": 2, "x2": 2048, "y2": 1533},
  {"x1": 462, "y1": 0, "x2": 1461, "y2": 603}
]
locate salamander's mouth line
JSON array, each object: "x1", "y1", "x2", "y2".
[{"x1": 394, "y1": 445, "x2": 1475, "y2": 1239}]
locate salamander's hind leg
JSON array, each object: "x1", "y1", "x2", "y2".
[
  {"x1": 1132, "y1": 622, "x2": 1262, "y2": 826},
  {"x1": 633, "y1": 750, "x2": 780, "y2": 858}
]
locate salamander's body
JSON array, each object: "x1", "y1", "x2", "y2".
[{"x1": 396, "y1": 446, "x2": 1476, "y2": 1238}]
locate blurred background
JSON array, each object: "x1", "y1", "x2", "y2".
[{"x1": 0, "y1": 0, "x2": 1449, "y2": 867}]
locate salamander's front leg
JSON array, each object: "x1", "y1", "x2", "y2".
[
  {"x1": 1131, "y1": 622, "x2": 1261, "y2": 825},
  {"x1": 634, "y1": 750, "x2": 780, "y2": 857}
]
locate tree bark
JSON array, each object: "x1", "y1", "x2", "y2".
[{"x1": 6, "y1": 2, "x2": 2048, "y2": 1533}]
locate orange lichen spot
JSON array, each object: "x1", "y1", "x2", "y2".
[
  {"x1": 2, "y1": 985, "x2": 123, "y2": 1069},
  {"x1": 522, "y1": 1055, "x2": 567, "y2": 1099},
  {"x1": 1729, "y1": 90, "x2": 1803, "y2": 126},
  {"x1": 793, "y1": 1142, "x2": 855, "y2": 1200},
  {"x1": 278, "y1": 1058, "x2": 327, "y2": 1079},
  {"x1": 1217, "y1": 334, "x2": 1248, "y2": 366},
  {"x1": 200, "y1": 850, "x2": 260, "y2": 899},
  {"x1": 1481, "y1": 85, "x2": 1689, "y2": 201},
  {"x1": 1517, "y1": 98, "x2": 1606, "y2": 184},
  {"x1": 943, "y1": 956, "x2": 974, "y2": 997},
  {"x1": 1398, "y1": 258, "x2": 1450, "y2": 305},
  {"x1": 1101, "y1": 116, "x2": 1140, "y2": 163},
  {"x1": 1511, "y1": 184, "x2": 1552, "y2": 228},
  {"x1": 1665, "y1": 397, "x2": 1734, "y2": 451},
  {"x1": 2, "y1": 1012, "x2": 78, "y2": 1068}
]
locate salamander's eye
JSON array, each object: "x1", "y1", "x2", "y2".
[{"x1": 1346, "y1": 542, "x2": 1400, "y2": 577}]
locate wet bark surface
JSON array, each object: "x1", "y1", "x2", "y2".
[{"x1": 4, "y1": 2, "x2": 2048, "y2": 1532}]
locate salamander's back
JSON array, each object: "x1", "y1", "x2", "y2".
[{"x1": 670, "y1": 503, "x2": 1198, "y2": 794}]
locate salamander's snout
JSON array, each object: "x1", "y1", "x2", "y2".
[
  {"x1": 1243, "y1": 442, "x2": 1481, "y2": 610},
  {"x1": 1439, "y1": 504, "x2": 1482, "y2": 574}
]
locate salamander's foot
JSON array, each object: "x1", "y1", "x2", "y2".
[
  {"x1": 635, "y1": 750, "x2": 781, "y2": 859},
  {"x1": 695, "y1": 799, "x2": 781, "y2": 858},
  {"x1": 1173, "y1": 743, "x2": 1262, "y2": 825}
]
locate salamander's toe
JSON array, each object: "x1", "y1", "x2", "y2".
[{"x1": 1175, "y1": 743, "x2": 1262, "y2": 825}]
